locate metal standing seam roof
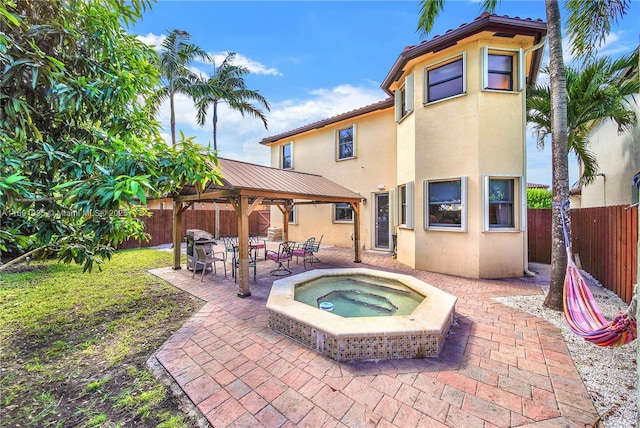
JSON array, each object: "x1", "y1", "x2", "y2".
[{"x1": 181, "y1": 157, "x2": 363, "y2": 202}]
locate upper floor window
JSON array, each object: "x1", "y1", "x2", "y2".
[
  {"x1": 337, "y1": 125, "x2": 356, "y2": 160},
  {"x1": 425, "y1": 54, "x2": 465, "y2": 103},
  {"x1": 487, "y1": 54, "x2": 513, "y2": 90},
  {"x1": 281, "y1": 142, "x2": 293, "y2": 169},
  {"x1": 425, "y1": 177, "x2": 467, "y2": 230},
  {"x1": 334, "y1": 203, "x2": 353, "y2": 222},
  {"x1": 483, "y1": 176, "x2": 521, "y2": 231},
  {"x1": 482, "y1": 47, "x2": 522, "y2": 92},
  {"x1": 395, "y1": 74, "x2": 414, "y2": 121}
]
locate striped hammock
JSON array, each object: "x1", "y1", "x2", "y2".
[{"x1": 558, "y1": 201, "x2": 637, "y2": 347}]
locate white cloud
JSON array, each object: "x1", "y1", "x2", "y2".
[
  {"x1": 267, "y1": 84, "x2": 386, "y2": 135},
  {"x1": 208, "y1": 52, "x2": 282, "y2": 76},
  {"x1": 136, "y1": 32, "x2": 165, "y2": 49},
  {"x1": 155, "y1": 83, "x2": 387, "y2": 164}
]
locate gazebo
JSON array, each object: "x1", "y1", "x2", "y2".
[{"x1": 171, "y1": 158, "x2": 364, "y2": 297}]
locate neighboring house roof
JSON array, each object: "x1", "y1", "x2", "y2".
[
  {"x1": 260, "y1": 98, "x2": 393, "y2": 145},
  {"x1": 381, "y1": 12, "x2": 547, "y2": 95},
  {"x1": 179, "y1": 157, "x2": 363, "y2": 203},
  {"x1": 527, "y1": 183, "x2": 550, "y2": 189}
]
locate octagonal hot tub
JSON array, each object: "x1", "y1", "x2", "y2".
[{"x1": 266, "y1": 268, "x2": 457, "y2": 361}]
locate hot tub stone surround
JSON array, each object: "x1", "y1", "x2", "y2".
[{"x1": 266, "y1": 268, "x2": 457, "y2": 361}]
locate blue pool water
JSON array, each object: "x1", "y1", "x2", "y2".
[{"x1": 294, "y1": 275, "x2": 424, "y2": 318}]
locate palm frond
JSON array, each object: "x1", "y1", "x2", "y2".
[{"x1": 566, "y1": 0, "x2": 632, "y2": 60}]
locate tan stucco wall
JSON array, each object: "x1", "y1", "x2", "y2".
[
  {"x1": 266, "y1": 30, "x2": 537, "y2": 279},
  {"x1": 580, "y1": 97, "x2": 640, "y2": 208},
  {"x1": 268, "y1": 108, "x2": 397, "y2": 249},
  {"x1": 394, "y1": 36, "x2": 528, "y2": 278}
]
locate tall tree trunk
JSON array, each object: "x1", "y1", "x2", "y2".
[
  {"x1": 170, "y1": 92, "x2": 176, "y2": 146},
  {"x1": 543, "y1": 0, "x2": 570, "y2": 311},
  {"x1": 213, "y1": 100, "x2": 218, "y2": 152}
]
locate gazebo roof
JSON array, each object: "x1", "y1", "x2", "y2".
[{"x1": 177, "y1": 157, "x2": 363, "y2": 204}]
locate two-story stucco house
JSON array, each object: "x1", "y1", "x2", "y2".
[{"x1": 260, "y1": 13, "x2": 547, "y2": 279}]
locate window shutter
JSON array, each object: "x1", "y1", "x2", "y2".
[
  {"x1": 406, "y1": 181, "x2": 414, "y2": 229},
  {"x1": 352, "y1": 123, "x2": 357, "y2": 157},
  {"x1": 423, "y1": 180, "x2": 428, "y2": 229},
  {"x1": 393, "y1": 186, "x2": 399, "y2": 227},
  {"x1": 280, "y1": 145, "x2": 284, "y2": 168},
  {"x1": 289, "y1": 142, "x2": 294, "y2": 169},
  {"x1": 394, "y1": 90, "x2": 402, "y2": 121},
  {"x1": 460, "y1": 176, "x2": 468, "y2": 231},
  {"x1": 482, "y1": 174, "x2": 490, "y2": 232},
  {"x1": 481, "y1": 46, "x2": 488, "y2": 89},
  {"x1": 405, "y1": 75, "x2": 414, "y2": 112}
]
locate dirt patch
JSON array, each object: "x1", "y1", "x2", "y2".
[{"x1": 0, "y1": 281, "x2": 207, "y2": 427}]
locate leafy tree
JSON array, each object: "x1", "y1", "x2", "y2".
[
  {"x1": 417, "y1": 0, "x2": 633, "y2": 311},
  {"x1": 149, "y1": 29, "x2": 209, "y2": 146},
  {"x1": 194, "y1": 52, "x2": 271, "y2": 152},
  {"x1": 0, "y1": 0, "x2": 221, "y2": 272},
  {"x1": 527, "y1": 50, "x2": 639, "y2": 186},
  {"x1": 527, "y1": 188, "x2": 553, "y2": 208}
]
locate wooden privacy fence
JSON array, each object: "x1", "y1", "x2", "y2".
[
  {"x1": 528, "y1": 206, "x2": 638, "y2": 303},
  {"x1": 119, "y1": 209, "x2": 270, "y2": 250}
]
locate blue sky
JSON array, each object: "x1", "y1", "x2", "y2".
[{"x1": 132, "y1": 0, "x2": 640, "y2": 187}]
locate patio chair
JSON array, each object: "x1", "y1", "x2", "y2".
[
  {"x1": 292, "y1": 237, "x2": 315, "y2": 270},
  {"x1": 266, "y1": 241, "x2": 295, "y2": 276},
  {"x1": 192, "y1": 245, "x2": 226, "y2": 282},
  {"x1": 221, "y1": 236, "x2": 238, "y2": 276},
  {"x1": 249, "y1": 234, "x2": 267, "y2": 260},
  {"x1": 232, "y1": 246, "x2": 257, "y2": 283},
  {"x1": 309, "y1": 235, "x2": 323, "y2": 263}
]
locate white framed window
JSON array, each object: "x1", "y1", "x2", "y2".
[
  {"x1": 395, "y1": 181, "x2": 414, "y2": 229},
  {"x1": 281, "y1": 142, "x2": 293, "y2": 169},
  {"x1": 424, "y1": 177, "x2": 467, "y2": 231},
  {"x1": 399, "y1": 185, "x2": 407, "y2": 225},
  {"x1": 333, "y1": 203, "x2": 353, "y2": 223},
  {"x1": 336, "y1": 125, "x2": 356, "y2": 160},
  {"x1": 483, "y1": 175, "x2": 522, "y2": 231},
  {"x1": 395, "y1": 74, "x2": 414, "y2": 121},
  {"x1": 424, "y1": 53, "x2": 466, "y2": 104},
  {"x1": 481, "y1": 47, "x2": 524, "y2": 92}
]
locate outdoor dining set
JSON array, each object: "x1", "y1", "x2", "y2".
[{"x1": 188, "y1": 233, "x2": 322, "y2": 282}]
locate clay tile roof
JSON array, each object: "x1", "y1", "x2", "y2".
[
  {"x1": 259, "y1": 98, "x2": 393, "y2": 145},
  {"x1": 259, "y1": 13, "x2": 546, "y2": 147},
  {"x1": 527, "y1": 183, "x2": 550, "y2": 189},
  {"x1": 381, "y1": 13, "x2": 546, "y2": 95}
]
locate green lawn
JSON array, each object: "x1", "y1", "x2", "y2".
[{"x1": 0, "y1": 248, "x2": 203, "y2": 427}]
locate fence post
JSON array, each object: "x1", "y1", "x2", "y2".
[{"x1": 635, "y1": 178, "x2": 639, "y2": 427}]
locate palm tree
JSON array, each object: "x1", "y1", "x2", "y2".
[
  {"x1": 194, "y1": 52, "x2": 271, "y2": 152},
  {"x1": 528, "y1": 51, "x2": 640, "y2": 186},
  {"x1": 417, "y1": 0, "x2": 633, "y2": 311},
  {"x1": 151, "y1": 29, "x2": 209, "y2": 146}
]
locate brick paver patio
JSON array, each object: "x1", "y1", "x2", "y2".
[{"x1": 149, "y1": 242, "x2": 600, "y2": 427}]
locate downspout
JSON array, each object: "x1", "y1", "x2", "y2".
[{"x1": 522, "y1": 36, "x2": 547, "y2": 277}]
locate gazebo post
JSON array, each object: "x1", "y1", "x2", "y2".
[
  {"x1": 237, "y1": 195, "x2": 251, "y2": 298},
  {"x1": 352, "y1": 202, "x2": 361, "y2": 263},
  {"x1": 172, "y1": 199, "x2": 183, "y2": 270},
  {"x1": 282, "y1": 201, "x2": 290, "y2": 242}
]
